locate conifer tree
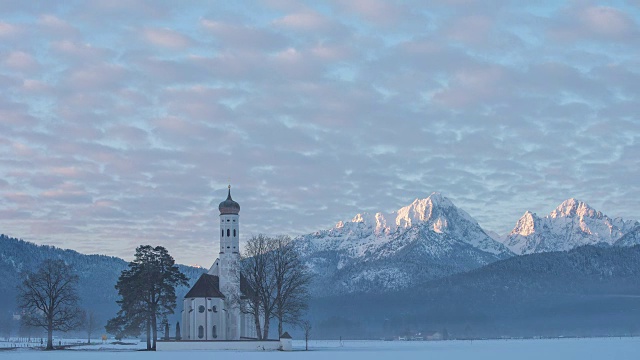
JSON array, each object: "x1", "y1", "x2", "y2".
[{"x1": 108, "y1": 245, "x2": 188, "y2": 350}]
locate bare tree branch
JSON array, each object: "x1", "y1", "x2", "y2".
[{"x1": 16, "y1": 259, "x2": 82, "y2": 350}]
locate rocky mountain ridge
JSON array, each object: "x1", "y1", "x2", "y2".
[
  {"x1": 294, "y1": 192, "x2": 513, "y2": 296},
  {"x1": 502, "y1": 198, "x2": 638, "y2": 255}
]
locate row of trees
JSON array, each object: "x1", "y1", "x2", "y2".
[{"x1": 15, "y1": 236, "x2": 311, "y2": 351}]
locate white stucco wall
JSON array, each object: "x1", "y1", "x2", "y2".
[{"x1": 182, "y1": 297, "x2": 226, "y2": 340}]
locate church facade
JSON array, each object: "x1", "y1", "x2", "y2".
[{"x1": 181, "y1": 187, "x2": 258, "y2": 340}]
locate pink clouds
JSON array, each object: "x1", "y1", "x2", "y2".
[
  {"x1": 0, "y1": 1, "x2": 638, "y2": 266},
  {"x1": 65, "y1": 62, "x2": 128, "y2": 90},
  {"x1": 201, "y1": 19, "x2": 286, "y2": 51},
  {"x1": 142, "y1": 27, "x2": 192, "y2": 48},
  {"x1": 0, "y1": 22, "x2": 20, "y2": 37},
  {"x1": 446, "y1": 15, "x2": 494, "y2": 45},
  {"x1": 273, "y1": 11, "x2": 331, "y2": 31},
  {"x1": 551, "y1": 5, "x2": 637, "y2": 42},
  {"x1": 37, "y1": 14, "x2": 79, "y2": 39},
  {"x1": 336, "y1": 0, "x2": 411, "y2": 26},
  {"x1": 433, "y1": 66, "x2": 508, "y2": 107},
  {"x1": 4, "y1": 51, "x2": 38, "y2": 71},
  {"x1": 580, "y1": 6, "x2": 635, "y2": 37}
]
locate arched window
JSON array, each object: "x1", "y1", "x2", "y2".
[
  {"x1": 227, "y1": 229, "x2": 230, "y2": 237},
  {"x1": 233, "y1": 229, "x2": 236, "y2": 237},
  {"x1": 212, "y1": 306, "x2": 217, "y2": 313},
  {"x1": 212, "y1": 325, "x2": 217, "y2": 339},
  {"x1": 198, "y1": 326, "x2": 204, "y2": 339},
  {"x1": 198, "y1": 305, "x2": 205, "y2": 313},
  {"x1": 221, "y1": 229, "x2": 224, "y2": 238}
]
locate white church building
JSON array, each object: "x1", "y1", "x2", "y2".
[{"x1": 180, "y1": 186, "x2": 258, "y2": 340}]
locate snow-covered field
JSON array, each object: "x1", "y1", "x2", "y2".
[{"x1": 1, "y1": 338, "x2": 639, "y2": 359}]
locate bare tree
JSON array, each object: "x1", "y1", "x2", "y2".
[
  {"x1": 240, "y1": 234, "x2": 312, "y2": 339},
  {"x1": 17, "y1": 259, "x2": 83, "y2": 350},
  {"x1": 239, "y1": 234, "x2": 277, "y2": 340},
  {"x1": 82, "y1": 310, "x2": 97, "y2": 344},
  {"x1": 302, "y1": 320, "x2": 312, "y2": 351},
  {"x1": 273, "y1": 235, "x2": 311, "y2": 336}
]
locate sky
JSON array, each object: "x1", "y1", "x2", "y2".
[{"x1": 1, "y1": 0, "x2": 639, "y2": 266}]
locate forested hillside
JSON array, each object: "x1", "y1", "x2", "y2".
[
  {"x1": 310, "y1": 245, "x2": 640, "y2": 339},
  {"x1": 0, "y1": 234, "x2": 205, "y2": 335}
]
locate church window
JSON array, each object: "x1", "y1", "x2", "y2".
[
  {"x1": 233, "y1": 229, "x2": 236, "y2": 237},
  {"x1": 212, "y1": 325, "x2": 217, "y2": 339},
  {"x1": 212, "y1": 306, "x2": 217, "y2": 313},
  {"x1": 198, "y1": 326, "x2": 204, "y2": 339},
  {"x1": 221, "y1": 229, "x2": 224, "y2": 238},
  {"x1": 198, "y1": 305, "x2": 205, "y2": 313},
  {"x1": 227, "y1": 229, "x2": 230, "y2": 237}
]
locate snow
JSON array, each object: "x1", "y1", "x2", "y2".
[
  {"x1": 504, "y1": 198, "x2": 638, "y2": 255},
  {"x1": 1, "y1": 338, "x2": 639, "y2": 360},
  {"x1": 293, "y1": 192, "x2": 512, "y2": 295}
]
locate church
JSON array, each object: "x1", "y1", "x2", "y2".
[{"x1": 180, "y1": 186, "x2": 258, "y2": 340}]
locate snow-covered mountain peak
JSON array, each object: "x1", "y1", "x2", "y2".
[
  {"x1": 394, "y1": 192, "x2": 462, "y2": 229},
  {"x1": 503, "y1": 199, "x2": 637, "y2": 255},
  {"x1": 510, "y1": 211, "x2": 538, "y2": 236},
  {"x1": 295, "y1": 191, "x2": 512, "y2": 295},
  {"x1": 550, "y1": 198, "x2": 602, "y2": 219},
  {"x1": 351, "y1": 213, "x2": 370, "y2": 223}
]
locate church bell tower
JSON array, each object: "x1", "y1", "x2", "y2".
[
  {"x1": 218, "y1": 185, "x2": 240, "y2": 257},
  {"x1": 217, "y1": 185, "x2": 241, "y2": 339}
]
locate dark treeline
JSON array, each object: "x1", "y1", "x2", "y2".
[
  {"x1": 0, "y1": 234, "x2": 204, "y2": 338},
  {"x1": 309, "y1": 245, "x2": 640, "y2": 339}
]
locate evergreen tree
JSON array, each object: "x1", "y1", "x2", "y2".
[
  {"x1": 175, "y1": 322, "x2": 181, "y2": 340},
  {"x1": 108, "y1": 245, "x2": 188, "y2": 350}
]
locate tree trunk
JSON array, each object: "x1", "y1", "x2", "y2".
[
  {"x1": 277, "y1": 315, "x2": 283, "y2": 338},
  {"x1": 46, "y1": 325, "x2": 53, "y2": 350},
  {"x1": 253, "y1": 310, "x2": 262, "y2": 340},
  {"x1": 146, "y1": 317, "x2": 151, "y2": 350},
  {"x1": 151, "y1": 313, "x2": 157, "y2": 351},
  {"x1": 262, "y1": 313, "x2": 270, "y2": 340}
]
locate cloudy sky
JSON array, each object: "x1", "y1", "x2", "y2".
[{"x1": 1, "y1": 0, "x2": 639, "y2": 266}]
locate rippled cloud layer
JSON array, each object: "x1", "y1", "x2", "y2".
[{"x1": 1, "y1": 1, "x2": 639, "y2": 265}]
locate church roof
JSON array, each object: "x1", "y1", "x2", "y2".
[
  {"x1": 184, "y1": 273, "x2": 256, "y2": 299},
  {"x1": 184, "y1": 274, "x2": 225, "y2": 299},
  {"x1": 219, "y1": 186, "x2": 240, "y2": 215}
]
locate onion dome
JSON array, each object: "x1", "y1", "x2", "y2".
[{"x1": 219, "y1": 185, "x2": 240, "y2": 215}]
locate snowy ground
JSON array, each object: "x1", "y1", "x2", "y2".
[{"x1": 1, "y1": 338, "x2": 639, "y2": 359}]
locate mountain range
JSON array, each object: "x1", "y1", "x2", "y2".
[
  {"x1": 295, "y1": 193, "x2": 512, "y2": 296},
  {"x1": 295, "y1": 193, "x2": 639, "y2": 296},
  {"x1": 1, "y1": 193, "x2": 639, "y2": 338},
  {"x1": 502, "y1": 198, "x2": 638, "y2": 255}
]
